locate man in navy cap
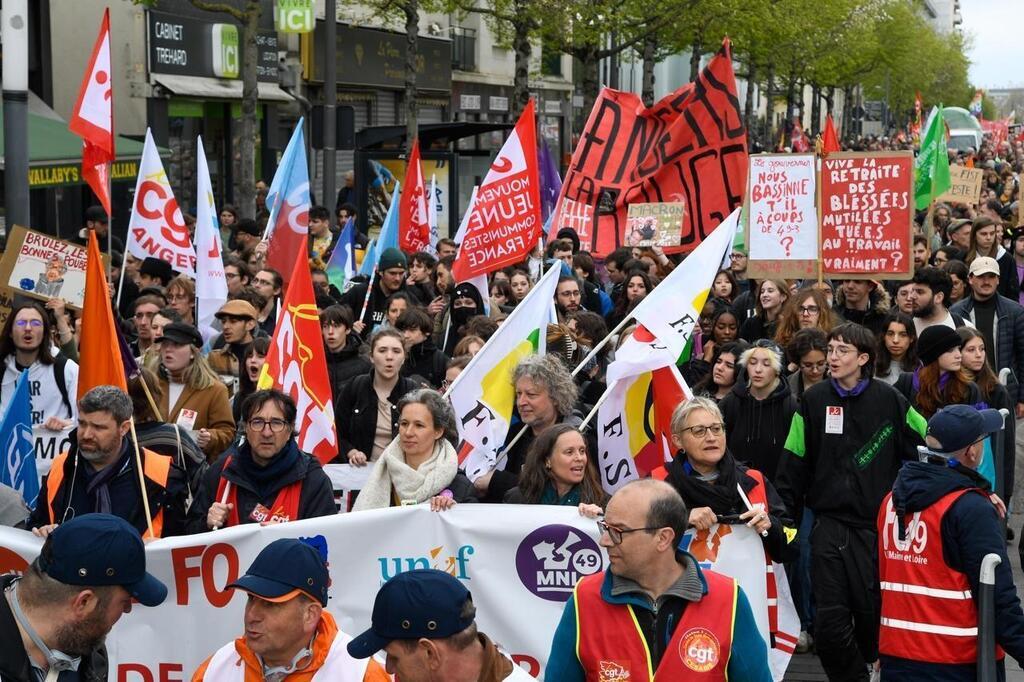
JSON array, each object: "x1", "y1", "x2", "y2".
[
  {"x1": 347, "y1": 568, "x2": 535, "y2": 681},
  {"x1": 194, "y1": 538, "x2": 388, "y2": 682},
  {"x1": 0, "y1": 513, "x2": 167, "y2": 682},
  {"x1": 877, "y1": 404, "x2": 1024, "y2": 679}
]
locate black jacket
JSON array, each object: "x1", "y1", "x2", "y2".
[
  {"x1": 332, "y1": 371, "x2": 419, "y2": 462},
  {"x1": 881, "y1": 461, "x2": 1024, "y2": 680},
  {"x1": 776, "y1": 378, "x2": 925, "y2": 528},
  {"x1": 0, "y1": 575, "x2": 108, "y2": 682},
  {"x1": 719, "y1": 378, "x2": 798, "y2": 483},
  {"x1": 326, "y1": 335, "x2": 371, "y2": 399},
  {"x1": 402, "y1": 338, "x2": 449, "y2": 389},
  {"x1": 832, "y1": 286, "x2": 891, "y2": 337},
  {"x1": 29, "y1": 431, "x2": 188, "y2": 537},
  {"x1": 339, "y1": 280, "x2": 423, "y2": 337},
  {"x1": 185, "y1": 441, "x2": 336, "y2": 533}
]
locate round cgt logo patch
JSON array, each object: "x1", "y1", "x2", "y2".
[{"x1": 679, "y1": 628, "x2": 721, "y2": 672}]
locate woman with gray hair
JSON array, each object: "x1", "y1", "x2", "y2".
[
  {"x1": 352, "y1": 388, "x2": 476, "y2": 511},
  {"x1": 658, "y1": 396, "x2": 794, "y2": 564},
  {"x1": 474, "y1": 353, "x2": 582, "y2": 502}
]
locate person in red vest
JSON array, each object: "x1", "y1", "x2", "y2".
[
  {"x1": 186, "y1": 389, "x2": 336, "y2": 533},
  {"x1": 878, "y1": 404, "x2": 1024, "y2": 680},
  {"x1": 545, "y1": 479, "x2": 772, "y2": 680}
]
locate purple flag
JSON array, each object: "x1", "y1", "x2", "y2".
[{"x1": 538, "y1": 138, "x2": 562, "y2": 223}]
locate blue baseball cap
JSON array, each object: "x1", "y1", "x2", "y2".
[
  {"x1": 228, "y1": 538, "x2": 329, "y2": 606},
  {"x1": 40, "y1": 514, "x2": 167, "y2": 607},
  {"x1": 927, "y1": 404, "x2": 1004, "y2": 454},
  {"x1": 347, "y1": 569, "x2": 474, "y2": 659}
]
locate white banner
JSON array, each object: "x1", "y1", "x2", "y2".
[{"x1": 0, "y1": 506, "x2": 609, "y2": 680}]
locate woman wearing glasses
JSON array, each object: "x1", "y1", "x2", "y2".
[
  {"x1": 0, "y1": 300, "x2": 79, "y2": 434},
  {"x1": 188, "y1": 389, "x2": 336, "y2": 532},
  {"x1": 165, "y1": 275, "x2": 196, "y2": 326},
  {"x1": 660, "y1": 397, "x2": 794, "y2": 564},
  {"x1": 786, "y1": 329, "x2": 829, "y2": 401},
  {"x1": 719, "y1": 341, "x2": 798, "y2": 482},
  {"x1": 504, "y1": 424, "x2": 605, "y2": 516},
  {"x1": 773, "y1": 287, "x2": 834, "y2": 351}
]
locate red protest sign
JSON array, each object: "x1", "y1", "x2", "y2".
[
  {"x1": 550, "y1": 39, "x2": 747, "y2": 257},
  {"x1": 820, "y1": 151, "x2": 914, "y2": 279}
]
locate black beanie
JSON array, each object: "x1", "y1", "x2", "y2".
[{"x1": 916, "y1": 325, "x2": 962, "y2": 366}]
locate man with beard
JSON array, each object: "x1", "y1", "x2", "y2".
[
  {"x1": 28, "y1": 386, "x2": 188, "y2": 540},
  {"x1": 0, "y1": 513, "x2": 167, "y2": 682},
  {"x1": 339, "y1": 248, "x2": 420, "y2": 336},
  {"x1": 909, "y1": 266, "x2": 970, "y2": 335}
]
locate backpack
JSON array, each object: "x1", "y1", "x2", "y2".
[{"x1": 0, "y1": 354, "x2": 73, "y2": 419}]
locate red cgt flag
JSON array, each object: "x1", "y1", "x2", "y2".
[
  {"x1": 69, "y1": 9, "x2": 114, "y2": 216},
  {"x1": 257, "y1": 249, "x2": 338, "y2": 464},
  {"x1": 822, "y1": 114, "x2": 840, "y2": 155},
  {"x1": 399, "y1": 139, "x2": 430, "y2": 253}
]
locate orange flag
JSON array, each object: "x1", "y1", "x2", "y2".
[
  {"x1": 257, "y1": 248, "x2": 338, "y2": 464},
  {"x1": 822, "y1": 114, "x2": 840, "y2": 156},
  {"x1": 77, "y1": 230, "x2": 127, "y2": 398}
]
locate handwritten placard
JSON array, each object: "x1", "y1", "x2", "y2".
[
  {"x1": 624, "y1": 203, "x2": 685, "y2": 247},
  {"x1": 747, "y1": 154, "x2": 817, "y2": 259},
  {"x1": 936, "y1": 166, "x2": 984, "y2": 205},
  {"x1": 820, "y1": 152, "x2": 914, "y2": 279},
  {"x1": 0, "y1": 226, "x2": 94, "y2": 308}
]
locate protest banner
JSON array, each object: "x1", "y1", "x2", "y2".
[
  {"x1": 550, "y1": 39, "x2": 747, "y2": 257},
  {"x1": 0, "y1": 226, "x2": 92, "y2": 308},
  {"x1": 820, "y1": 151, "x2": 914, "y2": 280},
  {"x1": 935, "y1": 165, "x2": 984, "y2": 205},
  {"x1": 624, "y1": 203, "x2": 685, "y2": 247},
  {"x1": 745, "y1": 154, "x2": 818, "y2": 279}
]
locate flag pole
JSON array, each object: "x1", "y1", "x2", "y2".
[
  {"x1": 571, "y1": 314, "x2": 634, "y2": 377},
  {"x1": 358, "y1": 267, "x2": 377, "y2": 329},
  {"x1": 115, "y1": 251, "x2": 129, "y2": 307},
  {"x1": 128, "y1": 417, "x2": 155, "y2": 538},
  {"x1": 578, "y1": 379, "x2": 618, "y2": 431}
]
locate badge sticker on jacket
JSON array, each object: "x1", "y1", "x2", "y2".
[
  {"x1": 176, "y1": 408, "x2": 198, "y2": 431},
  {"x1": 679, "y1": 628, "x2": 721, "y2": 672},
  {"x1": 825, "y1": 406, "x2": 843, "y2": 434}
]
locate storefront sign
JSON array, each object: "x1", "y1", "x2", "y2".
[
  {"x1": 490, "y1": 96, "x2": 509, "y2": 112},
  {"x1": 148, "y1": 10, "x2": 278, "y2": 82},
  {"x1": 28, "y1": 160, "x2": 139, "y2": 189},
  {"x1": 276, "y1": 0, "x2": 313, "y2": 33},
  {"x1": 310, "y1": 21, "x2": 451, "y2": 91}
]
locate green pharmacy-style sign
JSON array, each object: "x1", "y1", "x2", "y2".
[
  {"x1": 277, "y1": 0, "x2": 313, "y2": 33},
  {"x1": 211, "y1": 24, "x2": 240, "y2": 79}
]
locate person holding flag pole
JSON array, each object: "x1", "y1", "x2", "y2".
[{"x1": 0, "y1": 369, "x2": 38, "y2": 512}]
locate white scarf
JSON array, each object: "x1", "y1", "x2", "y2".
[{"x1": 352, "y1": 437, "x2": 458, "y2": 511}]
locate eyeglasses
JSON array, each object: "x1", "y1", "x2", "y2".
[
  {"x1": 247, "y1": 418, "x2": 290, "y2": 433},
  {"x1": 798, "y1": 305, "x2": 820, "y2": 315},
  {"x1": 801, "y1": 361, "x2": 827, "y2": 371},
  {"x1": 827, "y1": 345, "x2": 856, "y2": 357},
  {"x1": 596, "y1": 519, "x2": 661, "y2": 545},
  {"x1": 253, "y1": 278, "x2": 276, "y2": 287},
  {"x1": 680, "y1": 423, "x2": 725, "y2": 438},
  {"x1": 14, "y1": 319, "x2": 43, "y2": 328},
  {"x1": 224, "y1": 272, "x2": 240, "y2": 280}
]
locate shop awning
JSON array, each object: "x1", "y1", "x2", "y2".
[
  {"x1": 0, "y1": 92, "x2": 159, "y2": 188},
  {"x1": 152, "y1": 75, "x2": 293, "y2": 103}
]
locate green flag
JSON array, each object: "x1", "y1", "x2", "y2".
[{"x1": 914, "y1": 105, "x2": 952, "y2": 210}]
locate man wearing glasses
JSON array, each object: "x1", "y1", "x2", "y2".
[
  {"x1": 545, "y1": 479, "x2": 771, "y2": 681},
  {"x1": 777, "y1": 322, "x2": 926, "y2": 681},
  {"x1": 187, "y1": 389, "x2": 336, "y2": 532}
]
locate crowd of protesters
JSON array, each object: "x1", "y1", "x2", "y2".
[{"x1": 3, "y1": 130, "x2": 1024, "y2": 681}]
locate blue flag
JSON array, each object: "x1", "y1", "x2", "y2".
[
  {"x1": 0, "y1": 370, "x2": 38, "y2": 509},
  {"x1": 326, "y1": 218, "x2": 357, "y2": 292},
  {"x1": 359, "y1": 181, "x2": 400, "y2": 277}
]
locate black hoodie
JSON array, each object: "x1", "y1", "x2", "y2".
[
  {"x1": 403, "y1": 336, "x2": 449, "y2": 389},
  {"x1": 442, "y1": 283, "x2": 486, "y2": 356},
  {"x1": 881, "y1": 461, "x2": 1024, "y2": 679},
  {"x1": 719, "y1": 377, "x2": 798, "y2": 483},
  {"x1": 326, "y1": 334, "x2": 371, "y2": 399}
]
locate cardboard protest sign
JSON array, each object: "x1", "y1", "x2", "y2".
[
  {"x1": 624, "y1": 203, "x2": 685, "y2": 247},
  {"x1": 550, "y1": 40, "x2": 747, "y2": 257},
  {"x1": 0, "y1": 226, "x2": 92, "y2": 308},
  {"x1": 745, "y1": 154, "x2": 818, "y2": 279},
  {"x1": 820, "y1": 152, "x2": 914, "y2": 280},
  {"x1": 936, "y1": 165, "x2": 984, "y2": 205}
]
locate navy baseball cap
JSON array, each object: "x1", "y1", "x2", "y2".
[
  {"x1": 927, "y1": 404, "x2": 1004, "y2": 454},
  {"x1": 40, "y1": 514, "x2": 167, "y2": 607},
  {"x1": 228, "y1": 538, "x2": 329, "y2": 606},
  {"x1": 347, "y1": 569, "x2": 474, "y2": 658}
]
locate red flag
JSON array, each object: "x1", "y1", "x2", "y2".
[
  {"x1": 257, "y1": 249, "x2": 338, "y2": 464},
  {"x1": 398, "y1": 139, "x2": 430, "y2": 253},
  {"x1": 453, "y1": 100, "x2": 542, "y2": 281},
  {"x1": 69, "y1": 10, "x2": 114, "y2": 216},
  {"x1": 822, "y1": 114, "x2": 840, "y2": 155},
  {"x1": 78, "y1": 231, "x2": 127, "y2": 398},
  {"x1": 791, "y1": 119, "x2": 810, "y2": 153},
  {"x1": 550, "y1": 40, "x2": 746, "y2": 257}
]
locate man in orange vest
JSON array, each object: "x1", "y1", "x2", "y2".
[
  {"x1": 545, "y1": 479, "x2": 771, "y2": 680},
  {"x1": 193, "y1": 538, "x2": 389, "y2": 682},
  {"x1": 28, "y1": 385, "x2": 187, "y2": 539},
  {"x1": 878, "y1": 404, "x2": 1024, "y2": 679}
]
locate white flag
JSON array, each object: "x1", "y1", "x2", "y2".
[
  {"x1": 427, "y1": 173, "x2": 439, "y2": 256},
  {"x1": 195, "y1": 137, "x2": 228, "y2": 342},
  {"x1": 127, "y1": 130, "x2": 196, "y2": 277}
]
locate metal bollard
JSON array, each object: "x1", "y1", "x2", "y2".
[{"x1": 978, "y1": 553, "x2": 1001, "y2": 682}]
